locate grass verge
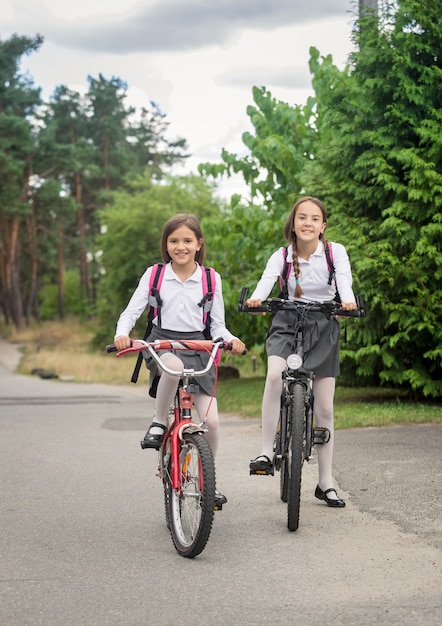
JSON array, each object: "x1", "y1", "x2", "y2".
[{"x1": 2, "y1": 318, "x2": 441, "y2": 428}]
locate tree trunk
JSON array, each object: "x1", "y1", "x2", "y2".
[
  {"x1": 24, "y1": 201, "x2": 39, "y2": 324},
  {"x1": 0, "y1": 218, "x2": 11, "y2": 324},
  {"x1": 57, "y1": 217, "x2": 65, "y2": 320},
  {"x1": 74, "y1": 170, "x2": 92, "y2": 306},
  {"x1": 8, "y1": 215, "x2": 24, "y2": 329}
]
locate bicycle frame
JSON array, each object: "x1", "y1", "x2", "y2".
[
  {"x1": 112, "y1": 338, "x2": 223, "y2": 491},
  {"x1": 238, "y1": 287, "x2": 365, "y2": 531},
  {"x1": 106, "y1": 337, "x2": 229, "y2": 557}
]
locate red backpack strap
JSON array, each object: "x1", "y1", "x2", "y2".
[{"x1": 131, "y1": 263, "x2": 165, "y2": 384}]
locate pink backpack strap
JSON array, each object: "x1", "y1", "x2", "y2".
[
  {"x1": 327, "y1": 242, "x2": 334, "y2": 268},
  {"x1": 148, "y1": 263, "x2": 166, "y2": 318}
]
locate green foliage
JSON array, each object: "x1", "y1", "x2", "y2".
[
  {"x1": 200, "y1": 86, "x2": 315, "y2": 210},
  {"x1": 199, "y1": 1, "x2": 442, "y2": 398},
  {"x1": 0, "y1": 37, "x2": 191, "y2": 329},
  {"x1": 200, "y1": 87, "x2": 317, "y2": 343},
  {"x1": 39, "y1": 270, "x2": 88, "y2": 320},
  {"x1": 303, "y1": 0, "x2": 442, "y2": 397}
]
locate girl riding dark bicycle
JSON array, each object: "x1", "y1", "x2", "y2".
[
  {"x1": 114, "y1": 213, "x2": 246, "y2": 507},
  {"x1": 246, "y1": 196, "x2": 357, "y2": 508}
]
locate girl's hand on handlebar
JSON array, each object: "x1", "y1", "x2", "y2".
[
  {"x1": 229, "y1": 338, "x2": 247, "y2": 355},
  {"x1": 246, "y1": 298, "x2": 262, "y2": 307},
  {"x1": 339, "y1": 301, "x2": 357, "y2": 311},
  {"x1": 245, "y1": 298, "x2": 267, "y2": 315},
  {"x1": 114, "y1": 335, "x2": 131, "y2": 351}
]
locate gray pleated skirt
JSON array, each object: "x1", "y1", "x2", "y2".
[
  {"x1": 266, "y1": 309, "x2": 341, "y2": 377},
  {"x1": 144, "y1": 326, "x2": 216, "y2": 397}
]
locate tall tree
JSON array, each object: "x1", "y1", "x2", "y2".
[
  {"x1": 304, "y1": 0, "x2": 442, "y2": 396},
  {"x1": 0, "y1": 34, "x2": 42, "y2": 328},
  {"x1": 199, "y1": 0, "x2": 441, "y2": 397}
]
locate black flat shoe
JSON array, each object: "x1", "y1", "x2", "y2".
[
  {"x1": 214, "y1": 490, "x2": 227, "y2": 510},
  {"x1": 315, "y1": 485, "x2": 346, "y2": 508},
  {"x1": 249, "y1": 455, "x2": 274, "y2": 475},
  {"x1": 140, "y1": 421, "x2": 167, "y2": 449}
]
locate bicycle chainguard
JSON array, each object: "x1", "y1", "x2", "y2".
[{"x1": 313, "y1": 427, "x2": 331, "y2": 445}]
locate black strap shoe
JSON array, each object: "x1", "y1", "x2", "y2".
[
  {"x1": 249, "y1": 455, "x2": 274, "y2": 476},
  {"x1": 140, "y1": 421, "x2": 167, "y2": 450},
  {"x1": 214, "y1": 490, "x2": 227, "y2": 510},
  {"x1": 315, "y1": 485, "x2": 346, "y2": 508}
]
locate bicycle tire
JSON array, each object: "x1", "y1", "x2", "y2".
[
  {"x1": 287, "y1": 383, "x2": 305, "y2": 532},
  {"x1": 280, "y1": 454, "x2": 289, "y2": 502},
  {"x1": 304, "y1": 400, "x2": 313, "y2": 463},
  {"x1": 279, "y1": 405, "x2": 288, "y2": 502},
  {"x1": 167, "y1": 432, "x2": 216, "y2": 558}
]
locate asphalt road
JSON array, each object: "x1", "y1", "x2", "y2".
[{"x1": 0, "y1": 340, "x2": 441, "y2": 625}]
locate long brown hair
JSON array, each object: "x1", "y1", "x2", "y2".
[
  {"x1": 160, "y1": 213, "x2": 206, "y2": 264},
  {"x1": 283, "y1": 196, "x2": 328, "y2": 298}
]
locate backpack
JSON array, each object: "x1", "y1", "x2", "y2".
[
  {"x1": 278, "y1": 243, "x2": 340, "y2": 302},
  {"x1": 130, "y1": 263, "x2": 216, "y2": 383}
]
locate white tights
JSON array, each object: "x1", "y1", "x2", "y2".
[
  {"x1": 260, "y1": 355, "x2": 337, "y2": 493},
  {"x1": 149, "y1": 352, "x2": 220, "y2": 457}
]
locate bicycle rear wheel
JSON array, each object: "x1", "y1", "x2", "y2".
[
  {"x1": 167, "y1": 432, "x2": 216, "y2": 558},
  {"x1": 287, "y1": 383, "x2": 305, "y2": 532}
]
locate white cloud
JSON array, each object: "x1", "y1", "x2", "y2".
[{"x1": 1, "y1": 0, "x2": 357, "y2": 197}]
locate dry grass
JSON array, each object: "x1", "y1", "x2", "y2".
[
  {"x1": 5, "y1": 318, "x2": 147, "y2": 385},
  {"x1": 4, "y1": 319, "x2": 441, "y2": 428}
]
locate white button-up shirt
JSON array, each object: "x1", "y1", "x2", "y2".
[
  {"x1": 249, "y1": 242, "x2": 356, "y2": 303},
  {"x1": 115, "y1": 262, "x2": 236, "y2": 341}
]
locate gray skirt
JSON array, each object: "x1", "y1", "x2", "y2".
[
  {"x1": 144, "y1": 326, "x2": 216, "y2": 397},
  {"x1": 266, "y1": 309, "x2": 341, "y2": 377}
]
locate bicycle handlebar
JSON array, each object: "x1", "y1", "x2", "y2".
[
  {"x1": 106, "y1": 338, "x2": 246, "y2": 378},
  {"x1": 237, "y1": 287, "x2": 366, "y2": 318}
]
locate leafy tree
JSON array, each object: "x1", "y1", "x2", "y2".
[
  {"x1": 304, "y1": 0, "x2": 442, "y2": 396},
  {"x1": 0, "y1": 33, "x2": 191, "y2": 327},
  {"x1": 200, "y1": 87, "x2": 317, "y2": 344},
  {"x1": 200, "y1": 0, "x2": 441, "y2": 398},
  {"x1": 0, "y1": 33, "x2": 42, "y2": 328}
]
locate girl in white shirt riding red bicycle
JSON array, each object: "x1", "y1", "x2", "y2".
[{"x1": 114, "y1": 213, "x2": 245, "y2": 507}]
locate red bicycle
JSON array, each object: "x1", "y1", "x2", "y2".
[{"x1": 107, "y1": 337, "x2": 235, "y2": 558}]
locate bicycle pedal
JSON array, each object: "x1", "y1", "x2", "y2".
[
  {"x1": 249, "y1": 468, "x2": 274, "y2": 476},
  {"x1": 214, "y1": 503, "x2": 223, "y2": 511},
  {"x1": 313, "y1": 427, "x2": 331, "y2": 445}
]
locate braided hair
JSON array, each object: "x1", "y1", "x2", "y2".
[{"x1": 282, "y1": 196, "x2": 328, "y2": 298}]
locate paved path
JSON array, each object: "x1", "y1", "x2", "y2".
[{"x1": 0, "y1": 338, "x2": 441, "y2": 625}]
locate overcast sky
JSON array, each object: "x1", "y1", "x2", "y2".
[{"x1": 1, "y1": 0, "x2": 359, "y2": 197}]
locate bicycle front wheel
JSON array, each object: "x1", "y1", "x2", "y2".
[
  {"x1": 287, "y1": 383, "x2": 305, "y2": 532},
  {"x1": 167, "y1": 432, "x2": 216, "y2": 558}
]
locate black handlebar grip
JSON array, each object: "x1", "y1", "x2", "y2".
[
  {"x1": 238, "y1": 287, "x2": 248, "y2": 311},
  {"x1": 356, "y1": 293, "x2": 365, "y2": 313},
  {"x1": 106, "y1": 344, "x2": 117, "y2": 353},
  {"x1": 334, "y1": 309, "x2": 365, "y2": 318}
]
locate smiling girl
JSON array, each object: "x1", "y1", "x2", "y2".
[
  {"x1": 246, "y1": 196, "x2": 356, "y2": 508},
  {"x1": 114, "y1": 213, "x2": 245, "y2": 507}
]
